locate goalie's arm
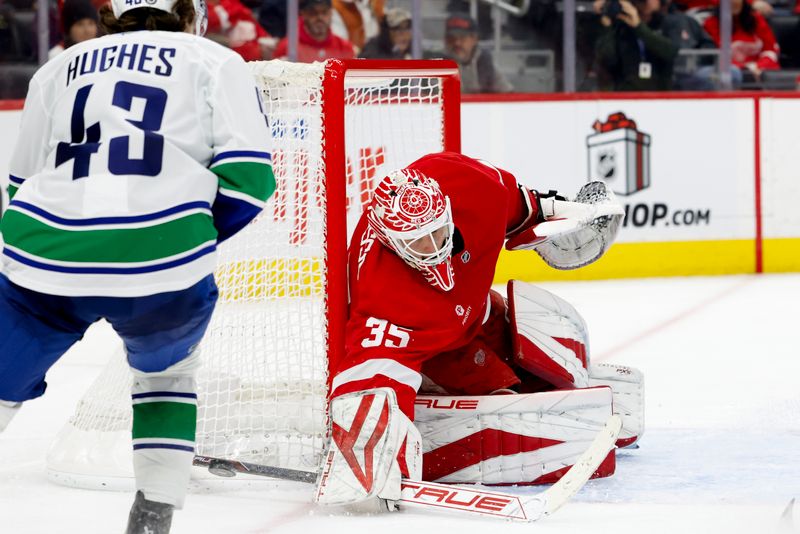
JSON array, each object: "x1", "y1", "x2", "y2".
[
  {"x1": 474, "y1": 159, "x2": 592, "y2": 250},
  {"x1": 505, "y1": 186, "x2": 603, "y2": 251},
  {"x1": 472, "y1": 158, "x2": 564, "y2": 239},
  {"x1": 486, "y1": 162, "x2": 539, "y2": 234},
  {"x1": 486, "y1": 163, "x2": 627, "y2": 269}
]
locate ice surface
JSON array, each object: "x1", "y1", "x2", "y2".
[{"x1": 1, "y1": 274, "x2": 798, "y2": 533}]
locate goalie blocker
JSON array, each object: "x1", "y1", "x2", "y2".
[{"x1": 315, "y1": 388, "x2": 422, "y2": 511}]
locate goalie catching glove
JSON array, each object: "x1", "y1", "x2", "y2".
[{"x1": 506, "y1": 181, "x2": 624, "y2": 270}]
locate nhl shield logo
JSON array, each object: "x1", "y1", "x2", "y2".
[
  {"x1": 587, "y1": 112, "x2": 651, "y2": 196},
  {"x1": 597, "y1": 149, "x2": 616, "y2": 180}
]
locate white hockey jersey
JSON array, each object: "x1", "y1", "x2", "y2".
[{"x1": 2, "y1": 31, "x2": 274, "y2": 297}]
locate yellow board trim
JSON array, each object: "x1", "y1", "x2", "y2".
[
  {"x1": 215, "y1": 257, "x2": 324, "y2": 301},
  {"x1": 493, "y1": 240, "x2": 757, "y2": 282},
  {"x1": 763, "y1": 237, "x2": 800, "y2": 272},
  {"x1": 213, "y1": 239, "x2": 796, "y2": 301}
]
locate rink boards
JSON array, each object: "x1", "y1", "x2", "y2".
[
  {"x1": 461, "y1": 93, "x2": 800, "y2": 279},
  {"x1": 1, "y1": 93, "x2": 799, "y2": 280}
]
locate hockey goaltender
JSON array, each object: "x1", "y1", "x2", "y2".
[{"x1": 315, "y1": 151, "x2": 645, "y2": 513}]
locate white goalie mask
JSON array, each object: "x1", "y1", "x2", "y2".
[
  {"x1": 367, "y1": 169, "x2": 456, "y2": 291},
  {"x1": 111, "y1": 0, "x2": 208, "y2": 35}
]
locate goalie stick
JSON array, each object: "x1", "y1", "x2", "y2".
[
  {"x1": 192, "y1": 455, "x2": 317, "y2": 483},
  {"x1": 193, "y1": 414, "x2": 622, "y2": 522}
]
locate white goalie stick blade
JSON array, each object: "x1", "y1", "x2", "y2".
[
  {"x1": 539, "y1": 413, "x2": 621, "y2": 517},
  {"x1": 195, "y1": 415, "x2": 622, "y2": 523}
]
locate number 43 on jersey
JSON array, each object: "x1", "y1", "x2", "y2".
[{"x1": 56, "y1": 81, "x2": 167, "y2": 180}]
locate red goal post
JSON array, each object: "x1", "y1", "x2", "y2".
[
  {"x1": 316, "y1": 59, "x2": 461, "y2": 383},
  {"x1": 45, "y1": 59, "x2": 462, "y2": 489}
]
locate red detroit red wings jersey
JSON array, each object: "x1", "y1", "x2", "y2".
[{"x1": 336, "y1": 152, "x2": 523, "y2": 416}]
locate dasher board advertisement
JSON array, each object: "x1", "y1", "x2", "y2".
[{"x1": 462, "y1": 98, "x2": 757, "y2": 244}]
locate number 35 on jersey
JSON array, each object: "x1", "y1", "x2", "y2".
[{"x1": 361, "y1": 317, "x2": 411, "y2": 349}]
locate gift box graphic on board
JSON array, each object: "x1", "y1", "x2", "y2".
[{"x1": 587, "y1": 112, "x2": 651, "y2": 196}]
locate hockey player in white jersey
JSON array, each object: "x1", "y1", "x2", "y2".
[{"x1": 0, "y1": 0, "x2": 274, "y2": 532}]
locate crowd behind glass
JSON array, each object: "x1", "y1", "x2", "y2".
[{"x1": 1, "y1": 0, "x2": 798, "y2": 98}]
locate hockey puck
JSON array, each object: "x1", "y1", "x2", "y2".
[{"x1": 207, "y1": 459, "x2": 237, "y2": 478}]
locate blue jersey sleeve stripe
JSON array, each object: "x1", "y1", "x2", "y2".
[
  {"x1": 133, "y1": 443, "x2": 195, "y2": 453},
  {"x1": 212, "y1": 194, "x2": 263, "y2": 244},
  {"x1": 9, "y1": 200, "x2": 212, "y2": 226},
  {"x1": 131, "y1": 391, "x2": 198, "y2": 400},
  {"x1": 210, "y1": 150, "x2": 272, "y2": 165},
  {"x1": 2, "y1": 244, "x2": 216, "y2": 275},
  {"x1": 9, "y1": 175, "x2": 25, "y2": 185}
]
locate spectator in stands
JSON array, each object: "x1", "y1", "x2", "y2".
[
  {"x1": 258, "y1": 0, "x2": 286, "y2": 38},
  {"x1": 48, "y1": 0, "x2": 98, "y2": 58},
  {"x1": 273, "y1": 0, "x2": 355, "y2": 62},
  {"x1": 331, "y1": 0, "x2": 383, "y2": 52},
  {"x1": 443, "y1": 13, "x2": 513, "y2": 93},
  {"x1": 594, "y1": 0, "x2": 679, "y2": 90},
  {"x1": 0, "y1": 3, "x2": 24, "y2": 61},
  {"x1": 703, "y1": 0, "x2": 780, "y2": 84},
  {"x1": 446, "y1": 0, "x2": 495, "y2": 39},
  {"x1": 660, "y1": 0, "x2": 718, "y2": 89},
  {"x1": 205, "y1": 0, "x2": 275, "y2": 61},
  {"x1": 360, "y1": 7, "x2": 411, "y2": 59},
  {"x1": 672, "y1": 0, "x2": 773, "y2": 17}
]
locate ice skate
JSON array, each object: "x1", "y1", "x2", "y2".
[{"x1": 125, "y1": 491, "x2": 174, "y2": 534}]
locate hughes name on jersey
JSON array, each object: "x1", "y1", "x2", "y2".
[{"x1": 3, "y1": 31, "x2": 274, "y2": 297}]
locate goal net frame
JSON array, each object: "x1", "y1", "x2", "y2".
[{"x1": 303, "y1": 59, "x2": 461, "y2": 384}]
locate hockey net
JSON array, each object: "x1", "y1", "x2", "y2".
[{"x1": 45, "y1": 59, "x2": 461, "y2": 489}]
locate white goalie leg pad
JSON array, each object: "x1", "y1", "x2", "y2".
[
  {"x1": 0, "y1": 400, "x2": 21, "y2": 432},
  {"x1": 414, "y1": 387, "x2": 615, "y2": 485},
  {"x1": 316, "y1": 388, "x2": 422, "y2": 509},
  {"x1": 130, "y1": 349, "x2": 201, "y2": 509},
  {"x1": 588, "y1": 363, "x2": 645, "y2": 448},
  {"x1": 508, "y1": 280, "x2": 590, "y2": 389}
]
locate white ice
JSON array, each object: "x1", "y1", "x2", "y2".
[{"x1": 1, "y1": 274, "x2": 799, "y2": 533}]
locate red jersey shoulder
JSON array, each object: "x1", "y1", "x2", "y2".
[
  {"x1": 409, "y1": 152, "x2": 511, "y2": 257},
  {"x1": 408, "y1": 152, "x2": 507, "y2": 191}
]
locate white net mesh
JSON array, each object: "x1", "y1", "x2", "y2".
[{"x1": 46, "y1": 59, "x2": 453, "y2": 486}]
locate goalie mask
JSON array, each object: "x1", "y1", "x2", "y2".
[
  {"x1": 111, "y1": 0, "x2": 208, "y2": 36},
  {"x1": 368, "y1": 169, "x2": 456, "y2": 291}
]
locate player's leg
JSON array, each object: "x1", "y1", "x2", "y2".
[
  {"x1": 0, "y1": 401, "x2": 20, "y2": 432},
  {"x1": 123, "y1": 351, "x2": 202, "y2": 534},
  {"x1": 97, "y1": 275, "x2": 217, "y2": 533},
  {"x1": 0, "y1": 274, "x2": 91, "y2": 431}
]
